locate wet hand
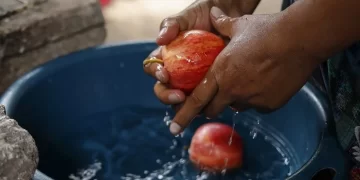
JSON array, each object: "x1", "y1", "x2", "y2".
[
  {"x1": 143, "y1": 0, "x2": 215, "y2": 107},
  {"x1": 143, "y1": 0, "x2": 257, "y2": 108},
  {"x1": 169, "y1": 7, "x2": 322, "y2": 135}
]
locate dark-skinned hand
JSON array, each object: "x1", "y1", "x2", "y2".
[
  {"x1": 143, "y1": 0, "x2": 260, "y2": 109},
  {"x1": 155, "y1": 6, "x2": 321, "y2": 135},
  {"x1": 161, "y1": 7, "x2": 322, "y2": 134}
]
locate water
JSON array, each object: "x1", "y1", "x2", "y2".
[{"x1": 61, "y1": 106, "x2": 300, "y2": 180}]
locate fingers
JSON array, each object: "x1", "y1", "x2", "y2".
[
  {"x1": 203, "y1": 93, "x2": 231, "y2": 119},
  {"x1": 154, "y1": 81, "x2": 186, "y2": 105},
  {"x1": 169, "y1": 72, "x2": 218, "y2": 135},
  {"x1": 210, "y1": 6, "x2": 234, "y2": 37},
  {"x1": 172, "y1": 104, "x2": 183, "y2": 113},
  {"x1": 143, "y1": 47, "x2": 169, "y2": 83},
  {"x1": 157, "y1": 15, "x2": 189, "y2": 45}
]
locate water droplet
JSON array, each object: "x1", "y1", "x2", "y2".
[
  {"x1": 250, "y1": 127, "x2": 258, "y2": 139},
  {"x1": 284, "y1": 158, "x2": 289, "y2": 165},
  {"x1": 202, "y1": 78, "x2": 207, "y2": 84},
  {"x1": 228, "y1": 123, "x2": 236, "y2": 145},
  {"x1": 179, "y1": 158, "x2": 186, "y2": 164},
  {"x1": 221, "y1": 169, "x2": 227, "y2": 175}
]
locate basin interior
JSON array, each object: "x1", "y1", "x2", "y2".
[{"x1": 1, "y1": 43, "x2": 326, "y2": 180}]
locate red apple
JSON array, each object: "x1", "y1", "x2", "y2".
[
  {"x1": 99, "y1": 0, "x2": 111, "y2": 7},
  {"x1": 162, "y1": 30, "x2": 225, "y2": 94},
  {"x1": 188, "y1": 122, "x2": 243, "y2": 172}
]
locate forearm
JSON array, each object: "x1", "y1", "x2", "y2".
[
  {"x1": 279, "y1": 0, "x2": 360, "y2": 62},
  {"x1": 210, "y1": 0, "x2": 261, "y2": 16}
]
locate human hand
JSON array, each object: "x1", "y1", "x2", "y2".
[
  {"x1": 143, "y1": 0, "x2": 261, "y2": 107},
  {"x1": 168, "y1": 7, "x2": 324, "y2": 135}
]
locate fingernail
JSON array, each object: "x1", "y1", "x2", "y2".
[
  {"x1": 211, "y1": 7, "x2": 223, "y2": 19},
  {"x1": 150, "y1": 47, "x2": 161, "y2": 57},
  {"x1": 168, "y1": 93, "x2": 181, "y2": 103},
  {"x1": 155, "y1": 70, "x2": 165, "y2": 82},
  {"x1": 158, "y1": 27, "x2": 168, "y2": 38},
  {"x1": 144, "y1": 62, "x2": 151, "y2": 68},
  {"x1": 170, "y1": 122, "x2": 181, "y2": 134}
]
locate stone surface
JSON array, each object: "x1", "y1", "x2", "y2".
[
  {"x1": 0, "y1": 26, "x2": 106, "y2": 93},
  {"x1": 0, "y1": 0, "x2": 106, "y2": 93},
  {"x1": 0, "y1": 0, "x2": 47, "y2": 18},
  {"x1": 0, "y1": 105, "x2": 38, "y2": 180},
  {"x1": 0, "y1": 0, "x2": 105, "y2": 59}
]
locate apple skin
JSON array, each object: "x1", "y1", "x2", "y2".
[
  {"x1": 162, "y1": 30, "x2": 225, "y2": 94},
  {"x1": 188, "y1": 122, "x2": 243, "y2": 172}
]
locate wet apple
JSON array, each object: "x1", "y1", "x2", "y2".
[
  {"x1": 143, "y1": 30, "x2": 225, "y2": 94},
  {"x1": 188, "y1": 122, "x2": 243, "y2": 172}
]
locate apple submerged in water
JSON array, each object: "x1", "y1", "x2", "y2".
[
  {"x1": 188, "y1": 122, "x2": 244, "y2": 172},
  {"x1": 162, "y1": 30, "x2": 225, "y2": 94}
]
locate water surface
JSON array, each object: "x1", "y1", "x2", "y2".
[{"x1": 65, "y1": 106, "x2": 301, "y2": 180}]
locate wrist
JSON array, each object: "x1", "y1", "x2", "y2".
[{"x1": 277, "y1": 0, "x2": 360, "y2": 63}]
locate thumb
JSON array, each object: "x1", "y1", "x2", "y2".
[
  {"x1": 210, "y1": 7, "x2": 234, "y2": 37},
  {"x1": 156, "y1": 15, "x2": 189, "y2": 45}
]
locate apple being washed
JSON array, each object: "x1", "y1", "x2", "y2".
[
  {"x1": 188, "y1": 122, "x2": 244, "y2": 172},
  {"x1": 144, "y1": 30, "x2": 225, "y2": 94}
]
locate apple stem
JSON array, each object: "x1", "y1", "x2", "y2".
[{"x1": 143, "y1": 57, "x2": 164, "y2": 66}]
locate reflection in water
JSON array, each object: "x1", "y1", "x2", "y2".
[{"x1": 67, "y1": 106, "x2": 300, "y2": 180}]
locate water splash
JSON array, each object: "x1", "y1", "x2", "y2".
[
  {"x1": 232, "y1": 112, "x2": 300, "y2": 179},
  {"x1": 69, "y1": 161, "x2": 102, "y2": 180},
  {"x1": 228, "y1": 111, "x2": 239, "y2": 146},
  {"x1": 249, "y1": 127, "x2": 258, "y2": 139},
  {"x1": 163, "y1": 111, "x2": 171, "y2": 126},
  {"x1": 65, "y1": 107, "x2": 301, "y2": 180}
]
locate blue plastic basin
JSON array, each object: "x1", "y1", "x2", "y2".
[{"x1": 0, "y1": 41, "x2": 349, "y2": 180}]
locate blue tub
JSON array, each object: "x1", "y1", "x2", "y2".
[{"x1": 0, "y1": 41, "x2": 349, "y2": 180}]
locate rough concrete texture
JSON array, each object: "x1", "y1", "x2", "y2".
[
  {"x1": 0, "y1": 0, "x2": 105, "y2": 58},
  {"x1": 0, "y1": 0, "x2": 106, "y2": 93},
  {"x1": 0, "y1": 27, "x2": 106, "y2": 93},
  {"x1": 0, "y1": 0, "x2": 47, "y2": 18},
  {"x1": 0, "y1": 105, "x2": 39, "y2": 180}
]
